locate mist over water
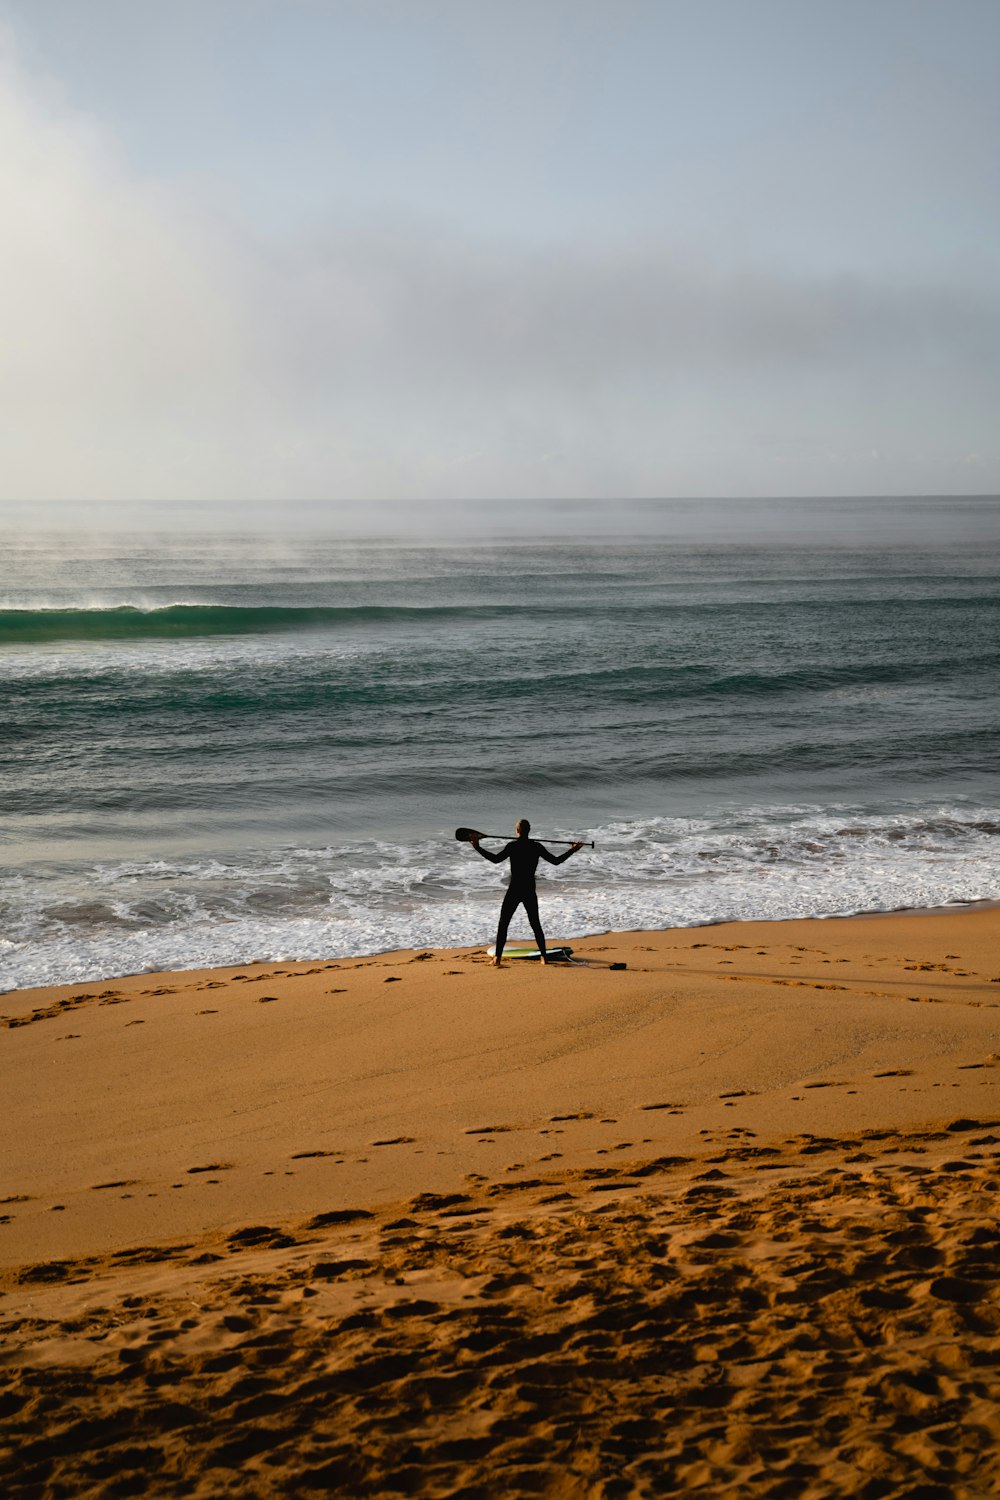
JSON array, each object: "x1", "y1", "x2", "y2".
[
  {"x1": 2, "y1": 506, "x2": 999, "y2": 990},
  {"x1": 5, "y1": 494, "x2": 1000, "y2": 546}
]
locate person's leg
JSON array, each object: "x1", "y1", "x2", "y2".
[
  {"x1": 522, "y1": 889, "x2": 547, "y2": 962},
  {"x1": 494, "y1": 887, "x2": 521, "y2": 966}
]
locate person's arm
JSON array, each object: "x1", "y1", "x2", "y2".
[
  {"x1": 471, "y1": 836, "x2": 510, "y2": 865},
  {"x1": 538, "y1": 841, "x2": 584, "y2": 865}
]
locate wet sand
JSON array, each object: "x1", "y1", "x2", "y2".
[{"x1": 2, "y1": 908, "x2": 999, "y2": 1496}]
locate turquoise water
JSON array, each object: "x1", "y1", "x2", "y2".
[{"x1": 2, "y1": 517, "x2": 999, "y2": 989}]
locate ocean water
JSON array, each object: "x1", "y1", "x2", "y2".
[{"x1": 2, "y1": 513, "x2": 999, "y2": 991}]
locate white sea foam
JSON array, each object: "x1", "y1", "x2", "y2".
[{"x1": 3, "y1": 803, "x2": 998, "y2": 992}]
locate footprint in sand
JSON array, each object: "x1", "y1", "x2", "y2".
[
  {"x1": 408, "y1": 1193, "x2": 469, "y2": 1213},
  {"x1": 187, "y1": 1163, "x2": 233, "y2": 1174},
  {"x1": 226, "y1": 1224, "x2": 301, "y2": 1250},
  {"x1": 311, "y1": 1257, "x2": 373, "y2": 1279}
]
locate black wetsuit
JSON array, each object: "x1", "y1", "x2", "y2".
[{"x1": 476, "y1": 836, "x2": 575, "y2": 960}]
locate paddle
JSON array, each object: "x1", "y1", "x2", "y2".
[{"x1": 455, "y1": 826, "x2": 595, "y2": 848}]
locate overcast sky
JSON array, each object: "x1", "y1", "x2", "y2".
[{"x1": 1, "y1": 0, "x2": 998, "y2": 518}]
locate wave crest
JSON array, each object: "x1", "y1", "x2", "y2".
[{"x1": 0, "y1": 602, "x2": 496, "y2": 643}]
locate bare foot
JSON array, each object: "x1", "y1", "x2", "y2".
[{"x1": 492, "y1": 957, "x2": 504, "y2": 968}]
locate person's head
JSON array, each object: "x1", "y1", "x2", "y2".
[{"x1": 516, "y1": 818, "x2": 530, "y2": 838}]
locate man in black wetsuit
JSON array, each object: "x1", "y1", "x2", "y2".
[{"x1": 470, "y1": 819, "x2": 583, "y2": 967}]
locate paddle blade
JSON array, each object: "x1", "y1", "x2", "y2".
[{"x1": 455, "y1": 826, "x2": 484, "y2": 842}]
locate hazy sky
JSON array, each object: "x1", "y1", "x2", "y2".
[{"x1": 1, "y1": 0, "x2": 998, "y2": 514}]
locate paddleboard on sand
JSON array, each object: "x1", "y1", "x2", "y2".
[{"x1": 487, "y1": 945, "x2": 573, "y2": 961}]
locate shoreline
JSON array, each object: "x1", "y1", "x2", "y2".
[{"x1": 4, "y1": 894, "x2": 999, "y2": 1001}]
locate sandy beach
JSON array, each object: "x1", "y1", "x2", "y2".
[{"x1": 2, "y1": 906, "x2": 999, "y2": 1496}]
